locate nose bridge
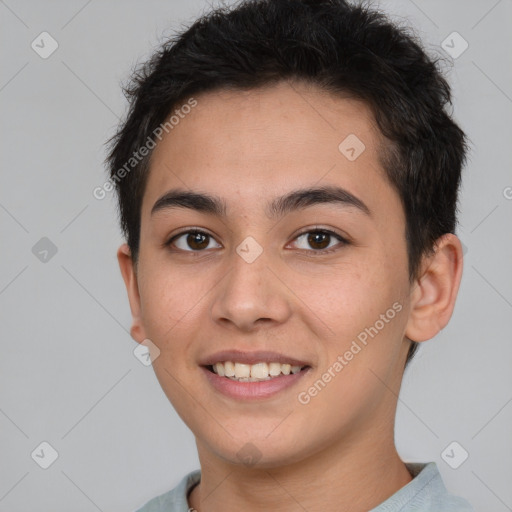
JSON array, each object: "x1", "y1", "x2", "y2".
[{"x1": 211, "y1": 235, "x2": 290, "y2": 330}]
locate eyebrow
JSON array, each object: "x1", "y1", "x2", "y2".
[{"x1": 150, "y1": 185, "x2": 371, "y2": 219}]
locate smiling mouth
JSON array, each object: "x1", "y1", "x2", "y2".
[{"x1": 205, "y1": 361, "x2": 311, "y2": 382}]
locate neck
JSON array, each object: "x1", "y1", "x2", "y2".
[{"x1": 188, "y1": 426, "x2": 412, "y2": 512}]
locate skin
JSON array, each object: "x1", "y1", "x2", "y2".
[{"x1": 118, "y1": 80, "x2": 463, "y2": 511}]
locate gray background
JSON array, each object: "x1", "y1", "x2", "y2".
[{"x1": 1, "y1": 0, "x2": 511, "y2": 510}]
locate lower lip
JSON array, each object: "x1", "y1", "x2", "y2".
[{"x1": 201, "y1": 366, "x2": 311, "y2": 400}]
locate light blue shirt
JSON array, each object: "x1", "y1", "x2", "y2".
[{"x1": 134, "y1": 462, "x2": 474, "y2": 511}]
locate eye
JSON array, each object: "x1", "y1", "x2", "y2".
[
  {"x1": 166, "y1": 229, "x2": 221, "y2": 252},
  {"x1": 165, "y1": 227, "x2": 348, "y2": 255},
  {"x1": 290, "y1": 228, "x2": 348, "y2": 254}
]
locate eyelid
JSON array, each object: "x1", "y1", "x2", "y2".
[{"x1": 166, "y1": 226, "x2": 214, "y2": 241}]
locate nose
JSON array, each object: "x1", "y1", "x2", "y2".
[{"x1": 210, "y1": 242, "x2": 292, "y2": 332}]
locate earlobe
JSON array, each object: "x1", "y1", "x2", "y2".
[
  {"x1": 117, "y1": 243, "x2": 147, "y2": 343},
  {"x1": 405, "y1": 234, "x2": 463, "y2": 342}
]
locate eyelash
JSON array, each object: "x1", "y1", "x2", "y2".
[{"x1": 165, "y1": 226, "x2": 349, "y2": 256}]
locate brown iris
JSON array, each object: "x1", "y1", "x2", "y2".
[
  {"x1": 306, "y1": 231, "x2": 331, "y2": 250},
  {"x1": 186, "y1": 231, "x2": 210, "y2": 250}
]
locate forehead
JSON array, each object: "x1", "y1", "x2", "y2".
[{"x1": 142, "y1": 80, "x2": 393, "y2": 218}]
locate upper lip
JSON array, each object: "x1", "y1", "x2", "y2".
[{"x1": 199, "y1": 350, "x2": 311, "y2": 367}]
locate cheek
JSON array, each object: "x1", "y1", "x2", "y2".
[
  {"x1": 298, "y1": 256, "x2": 408, "y2": 386},
  {"x1": 137, "y1": 265, "x2": 212, "y2": 416},
  {"x1": 137, "y1": 264, "x2": 208, "y2": 354},
  {"x1": 297, "y1": 280, "x2": 407, "y2": 429},
  {"x1": 297, "y1": 260, "x2": 399, "y2": 337}
]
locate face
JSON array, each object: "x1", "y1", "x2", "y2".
[{"x1": 120, "y1": 81, "x2": 417, "y2": 469}]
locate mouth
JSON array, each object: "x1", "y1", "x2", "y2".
[{"x1": 201, "y1": 359, "x2": 312, "y2": 401}]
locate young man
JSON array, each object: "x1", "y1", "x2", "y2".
[{"x1": 107, "y1": 0, "x2": 474, "y2": 510}]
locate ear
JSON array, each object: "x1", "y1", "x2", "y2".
[
  {"x1": 117, "y1": 243, "x2": 147, "y2": 343},
  {"x1": 405, "y1": 233, "x2": 464, "y2": 342}
]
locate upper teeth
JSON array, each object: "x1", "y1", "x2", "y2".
[{"x1": 212, "y1": 361, "x2": 304, "y2": 381}]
